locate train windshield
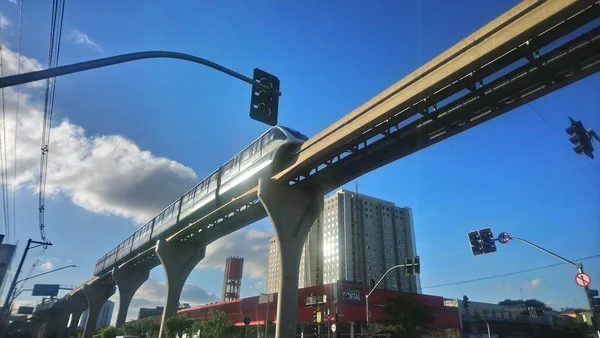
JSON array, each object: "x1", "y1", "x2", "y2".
[{"x1": 281, "y1": 127, "x2": 309, "y2": 141}]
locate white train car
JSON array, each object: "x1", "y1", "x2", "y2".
[{"x1": 94, "y1": 126, "x2": 308, "y2": 276}]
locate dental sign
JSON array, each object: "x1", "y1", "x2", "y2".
[{"x1": 341, "y1": 288, "x2": 362, "y2": 303}]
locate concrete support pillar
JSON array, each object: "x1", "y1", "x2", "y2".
[
  {"x1": 112, "y1": 266, "x2": 150, "y2": 328},
  {"x1": 67, "y1": 310, "x2": 83, "y2": 338},
  {"x1": 26, "y1": 319, "x2": 43, "y2": 338},
  {"x1": 155, "y1": 238, "x2": 206, "y2": 338},
  {"x1": 82, "y1": 284, "x2": 116, "y2": 338},
  {"x1": 257, "y1": 178, "x2": 320, "y2": 338},
  {"x1": 56, "y1": 311, "x2": 71, "y2": 338}
]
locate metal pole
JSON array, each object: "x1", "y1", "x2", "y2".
[
  {"x1": 456, "y1": 298, "x2": 464, "y2": 338},
  {"x1": 366, "y1": 263, "x2": 408, "y2": 335},
  {"x1": 509, "y1": 235, "x2": 598, "y2": 336},
  {"x1": 2, "y1": 239, "x2": 31, "y2": 312},
  {"x1": 264, "y1": 293, "x2": 269, "y2": 338},
  {"x1": 477, "y1": 311, "x2": 491, "y2": 338},
  {"x1": 509, "y1": 237, "x2": 578, "y2": 267},
  {"x1": 0, "y1": 51, "x2": 281, "y2": 96},
  {"x1": 15, "y1": 264, "x2": 76, "y2": 284}
]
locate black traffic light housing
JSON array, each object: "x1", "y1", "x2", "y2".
[
  {"x1": 249, "y1": 68, "x2": 280, "y2": 126},
  {"x1": 479, "y1": 228, "x2": 497, "y2": 254},
  {"x1": 404, "y1": 256, "x2": 421, "y2": 275},
  {"x1": 566, "y1": 117, "x2": 594, "y2": 159},
  {"x1": 588, "y1": 289, "x2": 600, "y2": 310},
  {"x1": 463, "y1": 295, "x2": 469, "y2": 309},
  {"x1": 369, "y1": 279, "x2": 375, "y2": 290},
  {"x1": 468, "y1": 231, "x2": 484, "y2": 256}
]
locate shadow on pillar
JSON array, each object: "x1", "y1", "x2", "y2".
[
  {"x1": 65, "y1": 294, "x2": 86, "y2": 338},
  {"x1": 257, "y1": 178, "x2": 320, "y2": 338},
  {"x1": 155, "y1": 238, "x2": 206, "y2": 338},
  {"x1": 112, "y1": 266, "x2": 150, "y2": 328},
  {"x1": 82, "y1": 284, "x2": 116, "y2": 338}
]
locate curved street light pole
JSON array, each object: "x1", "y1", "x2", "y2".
[
  {"x1": 0, "y1": 51, "x2": 281, "y2": 96},
  {"x1": 365, "y1": 264, "x2": 407, "y2": 337}
]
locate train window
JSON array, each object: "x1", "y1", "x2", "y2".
[
  {"x1": 208, "y1": 173, "x2": 218, "y2": 191},
  {"x1": 284, "y1": 127, "x2": 309, "y2": 141}
]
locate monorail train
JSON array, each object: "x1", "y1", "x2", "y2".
[{"x1": 94, "y1": 126, "x2": 309, "y2": 276}]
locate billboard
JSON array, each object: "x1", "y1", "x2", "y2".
[
  {"x1": 17, "y1": 306, "x2": 34, "y2": 314},
  {"x1": 32, "y1": 284, "x2": 60, "y2": 297}
]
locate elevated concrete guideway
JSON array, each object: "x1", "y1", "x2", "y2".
[{"x1": 37, "y1": 1, "x2": 599, "y2": 337}]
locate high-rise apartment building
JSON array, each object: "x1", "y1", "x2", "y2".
[
  {"x1": 266, "y1": 189, "x2": 420, "y2": 294},
  {"x1": 78, "y1": 300, "x2": 114, "y2": 329}
]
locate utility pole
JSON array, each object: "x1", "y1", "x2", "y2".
[
  {"x1": 1, "y1": 239, "x2": 52, "y2": 316},
  {"x1": 503, "y1": 235, "x2": 599, "y2": 337}
]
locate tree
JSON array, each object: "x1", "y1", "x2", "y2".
[
  {"x1": 379, "y1": 294, "x2": 435, "y2": 337},
  {"x1": 498, "y1": 298, "x2": 552, "y2": 311},
  {"x1": 164, "y1": 316, "x2": 194, "y2": 338},
  {"x1": 100, "y1": 326, "x2": 121, "y2": 338},
  {"x1": 192, "y1": 309, "x2": 236, "y2": 338},
  {"x1": 121, "y1": 317, "x2": 161, "y2": 338}
]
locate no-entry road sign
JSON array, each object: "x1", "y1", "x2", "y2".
[{"x1": 575, "y1": 272, "x2": 591, "y2": 287}]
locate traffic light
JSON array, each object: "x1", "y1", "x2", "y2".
[
  {"x1": 479, "y1": 228, "x2": 497, "y2": 254},
  {"x1": 249, "y1": 68, "x2": 280, "y2": 126},
  {"x1": 463, "y1": 295, "x2": 469, "y2": 309},
  {"x1": 404, "y1": 257, "x2": 414, "y2": 275},
  {"x1": 370, "y1": 279, "x2": 375, "y2": 290},
  {"x1": 468, "y1": 231, "x2": 484, "y2": 256},
  {"x1": 414, "y1": 256, "x2": 421, "y2": 274},
  {"x1": 404, "y1": 257, "x2": 421, "y2": 276},
  {"x1": 566, "y1": 117, "x2": 594, "y2": 159},
  {"x1": 588, "y1": 289, "x2": 600, "y2": 310}
]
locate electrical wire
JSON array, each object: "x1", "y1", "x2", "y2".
[
  {"x1": 421, "y1": 254, "x2": 600, "y2": 290},
  {"x1": 0, "y1": 5, "x2": 11, "y2": 244},
  {"x1": 38, "y1": 0, "x2": 66, "y2": 243},
  {"x1": 12, "y1": 0, "x2": 24, "y2": 245}
]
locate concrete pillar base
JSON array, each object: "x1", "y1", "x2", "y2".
[
  {"x1": 155, "y1": 238, "x2": 206, "y2": 338},
  {"x1": 82, "y1": 284, "x2": 116, "y2": 338},
  {"x1": 257, "y1": 178, "x2": 320, "y2": 338},
  {"x1": 112, "y1": 266, "x2": 150, "y2": 328}
]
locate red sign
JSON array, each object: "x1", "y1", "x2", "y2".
[{"x1": 575, "y1": 272, "x2": 591, "y2": 287}]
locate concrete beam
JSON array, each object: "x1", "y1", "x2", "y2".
[
  {"x1": 273, "y1": 0, "x2": 593, "y2": 183},
  {"x1": 82, "y1": 284, "x2": 116, "y2": 338},
  {"x1": 155, "y1": 238, "x2": 206, "y2": 338},
  {"x1": 112, "y1": 266, "x2": 150, "y2": 328},
  {"x1": 257, "y1": 178, "x2": 320, "y2": 338}
]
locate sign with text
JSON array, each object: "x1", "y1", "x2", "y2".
[
  {"x1": 32, "y1": 284, "x2": 60, "y2": 297},
  {"x1": 305, "y1": 294, "x2": 327, "y2": 306},
  {"x1": 340, "y1": 287, "x2": 362, "y2": 304}
]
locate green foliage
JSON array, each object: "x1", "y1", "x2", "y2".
[
  {"x1": 379, "y1": 294, "x2": 435, "y2": 337},
  {"x1": 164, "y1": 315, "x2": 194, "y2": 338},
  {"x1": 121, "y1": 317, "x2": 161, "y2": 338},
  {"x1": 100, "y1": 326, "x2": 121, "y2": 338},
  {"x1": 498, "y1": 298, "x2": 553, "y2": 311},
  {"x1": 191, "y1": 310, "x2": 236, "y2": 338}
]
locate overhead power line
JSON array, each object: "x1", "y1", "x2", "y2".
[{"x1": 421, "y1": 254, "x2": 600, "y2": 290}]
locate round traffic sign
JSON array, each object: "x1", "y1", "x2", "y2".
[
  {"x1": 244, "y1": 317, "x2": 251, "y2": 325},
  {"x1": 498, "y1": 232, "x2": 510, "y2": 244},
  {"x1": 575, "y1": 272, "x2": 591, "y2": 287},
  {"x1": 331, "y1": 323, "x2": 336, "y2": 332}
]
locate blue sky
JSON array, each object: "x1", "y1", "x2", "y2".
[{"x1": 0, "y1": 0, "x2": 598, "y2": 324}]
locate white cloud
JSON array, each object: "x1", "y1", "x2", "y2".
[
  {"x1": 8, "y1": 0, "x2": 18, "y2": 4},
  {"x1": 197, "y1": 228, "x2": 273, "y2": 281},
  {"x1": 110, "y1": 278, "x2": 218, "y2": 323},
  {"x1": 39, "y1": 260, "x2": 54, "y2": 272},
  {"x1": 1, "y1": 43, "x2": 46, "y2": 88},
  {"x1": 526, "y1": 278, "x2": 542, "y2": 289},
  {"x1": 0, "y1": 44, "x2": 198, "y2": 224},
  {"x1": 0, "y1": 12, "x2": 10, "y2": 29},
  {"x1": 69, "y1": 29, "x2": 103, "y2": 52}
]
